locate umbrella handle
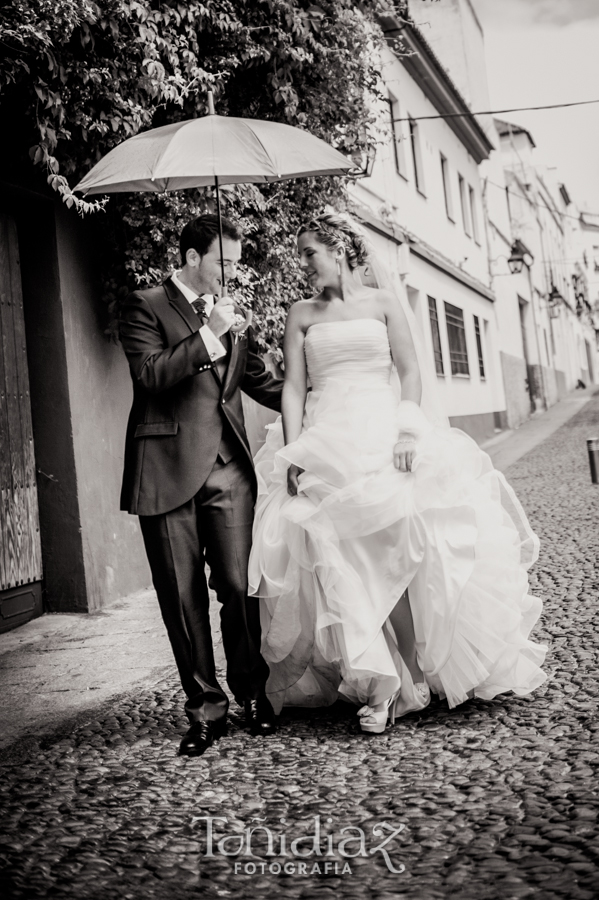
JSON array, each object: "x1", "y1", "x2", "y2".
[
  {"x1": 230, "y1": 308, "x2": 253, "y2": 333},
  {"x1": 214, "y1": 175, "x2": 226, "y2": 295}
]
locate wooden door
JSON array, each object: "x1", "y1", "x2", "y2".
[{"x1": 0, "y1": 213, "x2": 43, "y2": 631}]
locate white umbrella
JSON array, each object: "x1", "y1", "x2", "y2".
[{"x1": 75, "y1": 92, "x2": 354, "y2": 286}]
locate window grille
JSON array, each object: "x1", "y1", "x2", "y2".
[
  {"x1": 445, "y1": 302, "x2": 470, "y2": 376},
  {"x1": 473, "y1": 315, "x2": 485, "y2": 379},
  {"x1": 428, "y1": 297, "x2": 444, "y2": 375}
]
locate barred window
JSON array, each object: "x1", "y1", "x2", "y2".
[
  {"x1": 469, "y1": 186, "x2": 480, "y2": 243},
  {"x1": 458, "y1": 174, "x2": 471, "y2": 236},
  {"x1": 409, "y1": 118, "x2": 426, "y2": 195},
  {"x1": 428, "y1": 296, "x2": 444, "y2": 375},
  {"x1": 388, "y1": 92, "x2": 407, "y2": 178},
  {"x1": 440, "y1": 155, "x2": 454, "y2": 221},
  {"x1": 444, "y1": 302, "x2": 470, "y2": 376},
  {"x1": 473, "y1": 315, "x2": 485, "y2": 379}
]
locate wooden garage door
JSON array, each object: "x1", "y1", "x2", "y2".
[{"x1": 0, "y1": 213, "x2": 43, "y2": 615}]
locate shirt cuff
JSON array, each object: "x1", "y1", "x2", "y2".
[{"x1": 199, "y1": 325, "x2": 227, "y2": 362}]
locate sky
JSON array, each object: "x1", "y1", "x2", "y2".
[{"x1": 471, "y1": 0, "x2": 599, "y2": 212}]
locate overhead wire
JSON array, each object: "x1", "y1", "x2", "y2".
[
  {"x1": 485, "y1": 177, "x2": 599, "y2": 224},
  {"x1": 393, "y1": 98, "x2": 599, "y2": 122},
  {"x1": 379, "y1": 101, "x2": 599, "y2": 277}
]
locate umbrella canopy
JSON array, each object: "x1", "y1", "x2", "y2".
[
  {"x1": 74, "y1": 96, "x2": 355, "y2": 293},
  {"x1": 74, "y1": 114, "x2": 353, "y2": 195}
]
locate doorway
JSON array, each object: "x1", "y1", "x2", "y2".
[
  {"x1": 0, "y1": 213, "x2": 43, "y2": 632},
  {"x1": 519, "y1": 297, "x2": 536, "y2": 411}
]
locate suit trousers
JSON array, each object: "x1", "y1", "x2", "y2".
[{"x1": 139, "y1": 455, "x2": 270, "y2": 724}]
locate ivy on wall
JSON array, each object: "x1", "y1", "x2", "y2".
[{"x1": 1, "y1": 0, "x2": 415, "y2": 358}]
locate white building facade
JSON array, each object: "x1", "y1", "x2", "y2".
[
  {"x1": 352, "y1": 11, "x2": 507, "y2": 444},
  {"x1": 355, "y1": 0, "x2": 599, "y2": 439}
]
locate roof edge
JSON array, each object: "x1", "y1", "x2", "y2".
[{"x1": 379, "y1": 15, "x2": 494, "y2": 163}]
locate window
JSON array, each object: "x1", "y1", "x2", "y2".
[
  {"x1": 473, "y1": 315, "x2": 485, "y2": 379},
  {"x1": 445, "y1": 302, "x2": 469, "y2": 376},
  {"x1": 409, "y1": 118, "x2": 425, "y2": 195},
  {"x1": 458, "y1": 174, "x2": 471, "y2": 236},
  {"x1": 428, "y1": 297, "x2": 444, "y2": 375},
  {"x1": 440, "y1": 155, "x2": 454, "y2": 221},
  {"x1": 388, "y1": 93, "x2": 407, "y2": 178},
  {"x1": 469, "y1": 186, "x2": 480, "y2": 243}
]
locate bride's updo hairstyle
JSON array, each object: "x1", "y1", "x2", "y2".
[{"x1": 297, "y1": 212, "x2": 370, "y2": 270}]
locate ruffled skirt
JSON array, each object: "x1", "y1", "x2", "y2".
[{"x1": 248, "y1": 378, "x2": 547, "y2": 718}]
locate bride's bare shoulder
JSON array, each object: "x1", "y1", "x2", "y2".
[
  {"x1": 371, "y1": 288, "x2": 408, "y2": 322},
  {"x1": 370, "y1": 287, "x2": 396, "y2": 313},
  {"x1": 371, "y1": 287, "x2": 397, "y2": 304},
  {"x1": 287, "y1": 298, "x2": 320, "y2": 330}
]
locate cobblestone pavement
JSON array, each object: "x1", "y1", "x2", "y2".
[{"x1": 2, "y1": 397, "x2": 599, "y2": 900}]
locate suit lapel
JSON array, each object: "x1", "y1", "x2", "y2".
[
  {"x1": 164, "y1": 277, "x2": 200, "y2": 334},
  {"x1": 221, "y1": 331, "x2": 240, "y2": 397},
  {"x1": 164, "y1": 277, "x2": 225, "y2": 389}
]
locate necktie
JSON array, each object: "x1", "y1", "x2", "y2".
[{"x1": 191, "y1": 298, "x2": 207, "y2": 319}]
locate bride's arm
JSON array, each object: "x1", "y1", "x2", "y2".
[
  {"x1": 383, "y1": 291, "x2": 422, "y2": 405},
  {"x1": 282, "y1": 304, "x2": 308, "y2": 495},
  {"x1": 382, "y1": 291, "x2": 423, "y2": 473},
  {"x1": 282, "y1": 303, "x2": 308, "y2": 444}
]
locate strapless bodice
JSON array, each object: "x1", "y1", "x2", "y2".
[{"x1": 304, "y1": 319, "x2": 392, "y2": 392}]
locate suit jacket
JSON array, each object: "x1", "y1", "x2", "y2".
[{"x1": 119, "y1": 278, "x2": 282, "y2": 516}]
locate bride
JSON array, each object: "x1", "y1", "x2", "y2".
[{"x1": 248, "y1": 212, "x2": 547, "y2": 734}]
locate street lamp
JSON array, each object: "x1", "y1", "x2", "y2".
[
  {"x1": 349, "y1": 144, "x2": 376, "y2": 179},
  {"x1": 507, "y1": 239, "x2": 534, "y2": 274},
  {"x1": 547, "y1": 284, "x2": 562, "y2": 319}
]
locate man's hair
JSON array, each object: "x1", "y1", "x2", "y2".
[{"x1": 180, "y1": 214, "x2": 242, "y2": 265}]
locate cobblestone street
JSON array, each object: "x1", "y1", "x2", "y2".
[{"x1": 1, "y1": 395, "x2": 599, "y2": 900}]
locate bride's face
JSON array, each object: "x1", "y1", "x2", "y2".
[{"x1": 297, "y1": 232, "x2": 339, "y2": 290}]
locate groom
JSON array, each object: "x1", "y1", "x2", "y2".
[{"x1": 119, "y1": 214, "x2": 282, "y2": 756}]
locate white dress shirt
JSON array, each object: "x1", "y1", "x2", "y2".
[{"x1": 170, "y1": 270, "x2": 227, "y2": 363}]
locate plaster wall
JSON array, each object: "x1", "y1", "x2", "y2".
[
  {"x1": 363, "y1": 224, "x2": 505, "y2": 424},
  {"x1": 408, "y1": 0, "x2": 490, "y2": 112},
  {"x1": 404, "y1": 249, "x2": 505, "y2": 419},
  {"x1": 54, "y1": 206, "x2": 151, "y2": 611},
  {"x1": 355, "y1": 46, "x2": 489, "y2": 288}
]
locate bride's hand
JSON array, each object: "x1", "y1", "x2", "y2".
[
  {"x1": 394, "y1": 435, "x2": 416, "y2": 473},
  {"x1": 287, "y1": 464, "x2": 305, "y2": 496}
]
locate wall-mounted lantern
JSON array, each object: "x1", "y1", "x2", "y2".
[
  {"x1": 547, "y1": 284, "x2": 562, "y2": 319},
  {"x1": 349, "y1": 144, "x2": 376, "y2": 179},
  {"x1": 507, "y1": 239, "x2": 534, "y2": 274}
]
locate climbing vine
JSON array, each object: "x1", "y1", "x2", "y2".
[{"x1": 0, "y1": 0, "x2": 416, "y2": 356}]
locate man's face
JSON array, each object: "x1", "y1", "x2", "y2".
[{"x1": 184, "y1": 236, "x2": 242, "y2": 296}]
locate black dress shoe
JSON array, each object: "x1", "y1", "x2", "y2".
[
  {"x1": 179, "y1": 719, "x2": 227, "y2": 757},
  {"x1": 244, "y1": 695, "x2": 277, "y2": 736}
]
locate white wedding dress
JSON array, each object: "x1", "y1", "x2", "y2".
[{"x1": 248, "y1": 318, "x2": 547, "y2": 719}]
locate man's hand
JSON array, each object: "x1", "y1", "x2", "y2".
[
  {"x1": 394, "y1": 434, "x2": 416, "y2": 473},
  {"x1": 207, "y1": 295, "x2": 236, "y2": 338},
  {"x1": 287, "y1": 463, "x2": 305, "y2": 496}
]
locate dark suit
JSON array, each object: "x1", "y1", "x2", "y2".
[{"x1": 119, "y1": 277, "x2": 282, "y2": 724}]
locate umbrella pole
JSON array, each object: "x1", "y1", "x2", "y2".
[{"x1": 214, "y1": 175, "x2": 226, "y2": 295}]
